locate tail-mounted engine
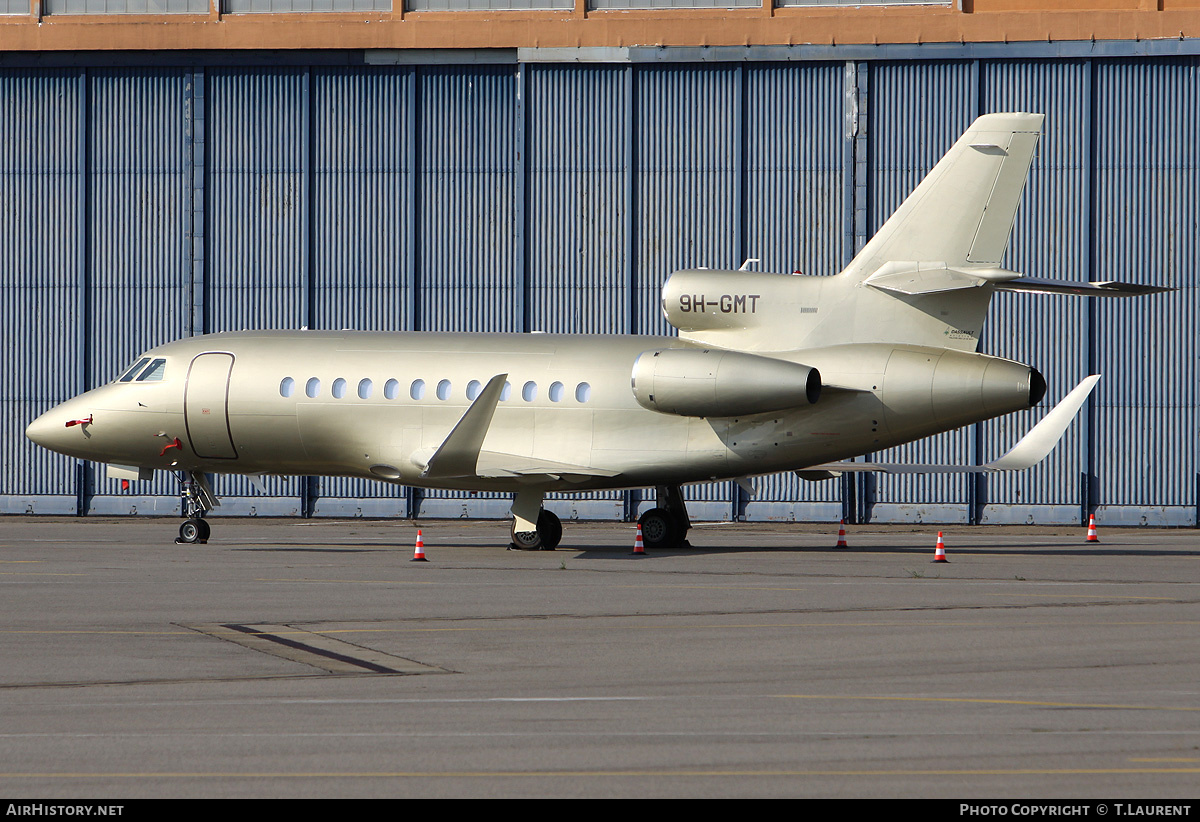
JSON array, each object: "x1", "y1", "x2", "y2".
[{"x1": 631, "y1": 348, "x2": 821, "y2": 418}]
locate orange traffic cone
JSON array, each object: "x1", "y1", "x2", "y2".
[
  {"x1": 1086, "y1": 514, "x2": 1099, "y2": 543},
  {"x1": 932, "y1": 531, "x2": 948, "y2": 563},
  {"x1": 835, "y1": 520, "x2": 849, "y2": 548},
  {"x1": 411, "y1": 529, "x2": 429, "y2": 562},
  {"x1": 631, "y1": 524, "x2": 645, "y2": 555}
]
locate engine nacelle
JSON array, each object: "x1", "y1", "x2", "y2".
[
  {"x1": 631, "y1": 348, "x2": 821, "y2": 417},
  {"x1": 879, "y1": 347, "x2": 1046, "y2": 434}
]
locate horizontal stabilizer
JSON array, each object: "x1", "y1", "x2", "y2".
[
  {"x1": 995, "y1": 277, "x2": 1172, "y2": 297},
  {"x1": 802, "y1": 375, "x2": 1100, "y2": 475},
  {"x1": 864, "y1": 262, "x2": 1020, "y2": 296}
]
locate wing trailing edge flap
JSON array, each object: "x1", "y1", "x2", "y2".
[
  {"x1": 801, "y1": 375, "x2": 1100, "y2": 477},
  {"x1": 416, "y1": 372, "x2": 620, "y2": 483},
  {"x1": 475, "y1": 454, "x2": 621, "y2": 483}
]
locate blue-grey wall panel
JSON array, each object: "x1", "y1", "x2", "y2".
[
  {"x1": 418, "y1": 67, "x2": 520, "y2": 334},
  {"x1": 207, "y1": 70, "x2": 307, "y2": 334},
  {"x1": 0, "y1": 70, "x2": 81, "y2": 499},
  {"x1": 1092, "y1": 60, "x2": 1197, "y2": 513},
  {"x1": 527, "y1": 65, "x2": 628, "y2": 336},
  {"x1": 744, "y1": 63, "x2": 844, "y2": 279},
  {"x1": 411, "y1": 0, "x2": 566, "y2": 9},
  {"x1": 46, "y1": 0, "x2": 207, "y2": 12},
  {"x1": 226, "y1": 0, "x2": 389, "y2": 11}
]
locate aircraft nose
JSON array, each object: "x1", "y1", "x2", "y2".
[
  {"x1": 25, "y1": 401, "x2": 93, "y2": 456},
  {"x1": 25, "y1": 409, "x2": 58, "y2": 448}
]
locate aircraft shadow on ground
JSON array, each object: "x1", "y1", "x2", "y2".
[{"x1": 564, "y1": 543, "x2": 1200, "y2": 559}]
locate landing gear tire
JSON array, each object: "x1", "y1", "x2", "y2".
[
  {"x1": 177, "y1": 518, "x2": 209, "y2": 545},
  {"x1": 509, "y1": 510, "x2": 563, "y2": 551},
  {"x1": 639, "y1": 507, "x2": 684, "y2": 550},
  {"x1": 538, "y1": 510, "x2": 562, "y2": 551}
]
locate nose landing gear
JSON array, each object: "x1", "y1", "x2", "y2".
[{"x1": 175, "y1": 472, "x2": 217, "y2": 545}]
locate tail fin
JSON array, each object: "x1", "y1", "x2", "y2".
[
  {"x1": 664, "y1": 114, "x2": 1046, "y2": 353},
  {"x1": 844, "y1": 112, "x2": 1043, "y2": 282}
]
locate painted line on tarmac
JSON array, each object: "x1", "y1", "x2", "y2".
[
  {"x1": 981, "y1": 592, "x2": 1177, "y2": 600},
  {"x1": 777, "y1": 694, "x2": 1200, "y2": 711}
]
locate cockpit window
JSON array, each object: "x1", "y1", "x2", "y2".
[
  {"x1": 117, "y1": 358, "x2": 150, "y2": 383},
  {"x1": 136, "y1": 359, "x2": 167, "y2": 382}
]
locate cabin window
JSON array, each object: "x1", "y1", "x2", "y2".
[
  {"x1": 384, "y1": 379, "x2": 400, "y2": 400},
  {"x1": 117, "y1": 358, "x2": 150, "y2": 383},
  {"x1": 436, "y1": 379, "x2": 452, "y2": 401},
  {"x1": 410, "y1": 379, "x2": 426, "y2": 400},
  {"x1": 522, "y1": 381, "x2": 537, "y2": 402},
  {"x1": 501, "y1": 381, "x2": 512, "y2": 401},
  {"x1": 548, "y1": 381, "x2": 564, "y2": 402},
  {"x1": 306, "y1": 377, "x2": 321, "y2": 398},
  {"x1": 279, "y1": 377, "x2": 295, "y2": 398},
  {"x1": 575, "y1": 382, "x2": 591, "y2": 403},
  {"x1": 332, "y1": 378, "x2": 347, "y2": 399},
  {"x1": 137, "y1": 359, "x2": 167, "y2": 382},
  {"x1": 358, "y1": 379, "x2": 373, "y2": 400},
  {"x1": 466, "y1": 380, "x2": 482, "y2": 401}
]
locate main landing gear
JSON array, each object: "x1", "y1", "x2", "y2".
[
  {"x1": 637, "y1": 485, "x2": 692, "y2": 550},
  {"x1": 507, "y1": 489, "x2": 562, "y2": 550},
  {"x1": 175, "y1": 471, "x2": 217, "y2": 544},
  {"x1": 509, "y1": 508, "x2": 563, "y2": 551},
  {"x1": 505, "y1": 485, "x2": 692, "y2": 552}
]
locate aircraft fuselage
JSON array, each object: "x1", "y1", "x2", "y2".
[{"x1": 26, "y1": 330, "x2": 1038, "y2": 494}]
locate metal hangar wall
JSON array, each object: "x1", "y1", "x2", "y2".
[{"x1": 1, "y1": 44, "x2": 1195, "y2": 526}]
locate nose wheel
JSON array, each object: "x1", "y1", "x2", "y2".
[{"x1": 177, "y1": 518, "x2": 210, "y2": 544}]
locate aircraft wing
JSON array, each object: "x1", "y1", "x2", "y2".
[
  {"x1": 413, "y1": 372, "x2": 621, "y2": 483},
  {"x1": 418, "y1": 373, "x2": 508, "y2": 480},
  {"x1": 802, "y1": 375, "x2": 1100, "y2": 476}
]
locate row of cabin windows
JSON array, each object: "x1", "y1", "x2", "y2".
[{"x1": 279, "y1": 377, "x2": 592, "y2": 404}]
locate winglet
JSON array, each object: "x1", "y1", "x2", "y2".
[
  {"x1": 985, "y1": 375, "x2": 1100, "y2": 470},
  {"x1": 419, "y1": 374, "x2": 508, "y2": 480}
]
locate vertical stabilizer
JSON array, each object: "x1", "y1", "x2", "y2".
[
  {"x1": 663, "y1": 114, "x2": 1047, "y2": 354},
  {"x1": 844, "y1": 113, "x2": 1043, "y2": 282}
]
